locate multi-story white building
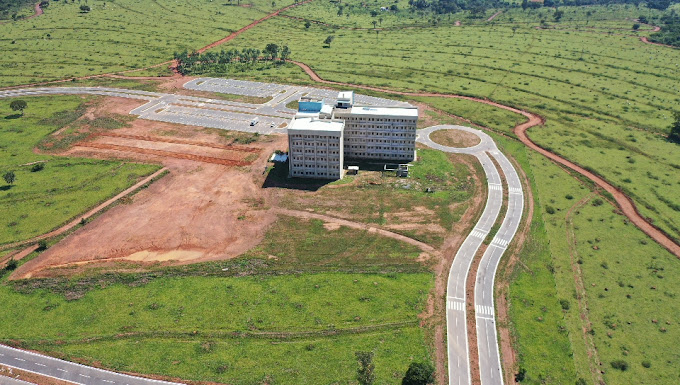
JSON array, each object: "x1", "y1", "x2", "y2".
[
  {"x1": 287, "y1": 117, "x2": 344, "y2": 179},
  {"x1": 287, "y1": 91, "x2": 418, "y2": 180},
  {"x1": 334, "y1": 106, "x2": 417, "y2": 162}
]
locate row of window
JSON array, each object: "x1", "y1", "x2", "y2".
[
  {"x1": 290, "y1": 134, "x2": 341, "y2": 139},
  {"x1": 347, "y1": 146, "x2": 414, "y2": 152},
  {"x1": 346, "y1": 139, "x2": 413, "y2": 144},
  {"x1": 293, "y1": 158, "x2": 340, "y2": 169},
  {"x1": 345, "y1": 131, "x2": 415, "y2": 137},
  {"x1": 346, "y1": 152, "x2": 414, "y2": 159},
  {"x1": 291, "y1": 170, "x2": 340, "y2": 177},
  {"x1": 345, "y1": 124, "x2": 416, "y2": 129},
  {"x1": 291, "y1": 142, "x2": 340, "y2": 147},
  {"x1": 345, "y1": 117, "x2": 416, "y2": 123}
]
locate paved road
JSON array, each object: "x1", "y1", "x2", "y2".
[
  {"x1": 474, "y1": 149, "x2": 524, "y2": 385},
  {"x1": 0, "y1": 344, "x2": 182, "y2": 385},
  {"x1": 418, "y1": 125, "x2": 523, "y2": 385},
  {"x1": 0, "y1": 80, "x2": 412, "y2": 136}
]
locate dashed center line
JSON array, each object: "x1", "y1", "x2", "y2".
[{"x1": 14, "y1": 357, "x2": 25, "y2": 361}]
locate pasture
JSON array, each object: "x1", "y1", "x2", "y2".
[
  {"x1": 0, "y1": 96, "x2": 158, "y2": 245},
  {"x1": 216, "y1": 4, "x2": 680, "y2": 240},
  {"x1": 0, "y1": 0, "x2": 296, "y2": 87}
]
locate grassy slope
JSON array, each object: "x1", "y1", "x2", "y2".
[
  {"x1": 3, "y1": 216, "x2": 433, "y2": 384},
  {"x1": 0, "y1": 96, "x2": 158, "y2": 244},
  {"x1": 219, "y1": 5, "x2": 680, "y2": 241},
  {"x1": 0, "y1": 0, "x2": 296, "y2": 86},
  {"x1": 276, "y1": 148, "x2": 475, "y2": 247}
]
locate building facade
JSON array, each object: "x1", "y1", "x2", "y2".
[
  {"x1": 287, "y1": 91, "x2": 418, "y2": 180},
  {"x1": 287, "y1": 118, "x2": 344, "y2": 179}
]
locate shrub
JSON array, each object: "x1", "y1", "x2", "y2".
[
  {"x1": 592, "y1": 198, "x2": 604, "y2": 207},
  {"x1": 402, "y1": 362, "x2": 434, "y2": 385},
  {"x1": 565, "y1": 194, "x2": 574, "y2": 200},
  {"x1": 611, "y1": 360, "x2": 628, "y2": 371},
  {"x1": 642, "y1": 360, "x2": 651, "y2": 368},
  {"x1": 545, "y1": 205, "x2": 556, "y2": 214},
  {"x1": 30, "y1": 163, "x2": 45, "y2": 172},
  {"x1": 560, "y1": 299, "x2": 570, "y2": 311},
  {"x1": 4, "y1": 259, "x2": 18, "y2": 271},
  {"x1": 515, "y1": 367, "x2": 526, "y2": 382},
  {"x1": 37, "y1": 240, "x2": 48, "y2": 251},
  {"x1": 633, "y1": 23, "x2": 640, "y2": 30},
  {"x1": 576, "y1": 379, "x2": 587, "y2": 385}
]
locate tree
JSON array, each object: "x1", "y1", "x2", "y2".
[
  {"x1": 355, "y1": 351, "x2": 375, "y2": 385},
  {"x1": 264, "y1": 43, "x2": 279, "y2": 60},
  {"x1": 402, "y1": 362, "x2": 434, "y2": 385},
  {"x1": 304, "y1": 20, "x2": 311, "y2": 29},
  {"x1": 79, "y1": 4, "x2": 90, "y2": 12},
  {"x1": 633, "y1": 23, "x2": 640, "y2": 30},
  {"x1": 280, "y1": 45, "x2": 291, "y2": 61},
  {"x1": 554, "y1": 9, "x2": 564, "y2": 22},
  {"x1": 324, "y1": 35, "x2": 335, "y2": 47},
  {"x1": 379, "y1": 17, "x2": 383, "y2": 25},
  {"x1": 3, "y1": 171, "x2": 16, "y2": 185},
  {"x1": 372, "y1": 20, "x2": 377, "y2": 28},
  {"x1": 521, "y1": 0, "x2": 528, "y2": 10},
  {"x1": 669, "y1": 111, "x2": 680, "y2": 143},
  {"x1": 9, "y1": 100, "x2": 27, "y2": 116}
]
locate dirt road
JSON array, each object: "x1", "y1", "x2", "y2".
[{"x1": 287, "y1": 60, "x2": 680, "y2": 258}]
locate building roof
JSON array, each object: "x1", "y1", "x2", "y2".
[
  {"x1": 349, "y1": 106, "x2": 418, "y2": 117},
  {"x1": 337, "y1": 91, "x2": 354, "y2": 101},
  {"x1": 288, "y1": 117, "x2": 344, "y2": 133}
]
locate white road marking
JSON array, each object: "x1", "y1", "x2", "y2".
[
  {"x1": 35, "y1": 362, "x2": 46, "y2": 367},
  {"x1": 14, "y1": 357, "x2": 25, "y2": 362},
  {"x1": 56, "y1": 368, "x2": 68, "y2": 372},
  {"x1": 79, "y1": 374, "x2": 91, "y2": 378},
  {"x1": 488, "y1": 184, "x2": 502, "y2": 191}
]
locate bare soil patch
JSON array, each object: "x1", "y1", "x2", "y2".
[
  {"x1": 11, "y1": 96, "x2": 284, "y2": 279},
  {"x1": 430, "y1": 129, "x2": 481, "y2": 148}
]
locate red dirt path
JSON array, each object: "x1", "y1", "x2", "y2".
[{"x1": 287, "y1": 60, "x2": 680, "y2": 258}]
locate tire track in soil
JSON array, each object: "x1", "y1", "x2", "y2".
[
  {"x1": 565, "y1": 192, "x2": 606, "y2": 385},
  {"x1": 96, "y1": 132, "x2": 262, "y2": 153},
  {"x1": 76, "y1": 142, "x2": 254, "y2": 166}
]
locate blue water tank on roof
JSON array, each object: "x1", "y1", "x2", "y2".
[{"x1": 298, "y1": 101, "x2": 323, "y2": 113}]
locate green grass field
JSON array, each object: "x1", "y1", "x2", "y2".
[
  {"x1": 0, "y1": 0, "x2": 296, "y2": 86},
  {"x1": 0, "y1": 96, "x2": 159, "y2": 245},
  {"x1": 3, "y1": 215, "x2": 433, "y2": 384},
  {"x1": 215, "y1": 4, "x2": 680, "y2": 241}
]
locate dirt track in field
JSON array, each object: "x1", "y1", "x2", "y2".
[{"x1": 288, "y1": 59, "x2": 680, "y2": 259}]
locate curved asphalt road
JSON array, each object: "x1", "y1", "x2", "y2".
[
  {"x1": 0, "y1": 344, "x2": 182, "y2": 385},
  {"x1": 418, "y1": 126, "x2": 523, "y2": 385},
  {"x1": 474, "y1": 149, "x2": 524, "y2": 385}
]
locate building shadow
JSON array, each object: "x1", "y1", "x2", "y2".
[
  {"x1": 262, "y1": 161, "x2": 332, "y2": 191},
  {"x1": 0, "y1": 185, "x2": 13, "y2": 191}
]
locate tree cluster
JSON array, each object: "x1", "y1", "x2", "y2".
[
  {"x1": 173, "y1": 44, "x2": 291, "y2": 75},
  {"x1": 648, "y1": 11, "x2": 680, "y2": 47},
  {"x1": 408, "y1": 0, "x2": 500, "y2": 15}
]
